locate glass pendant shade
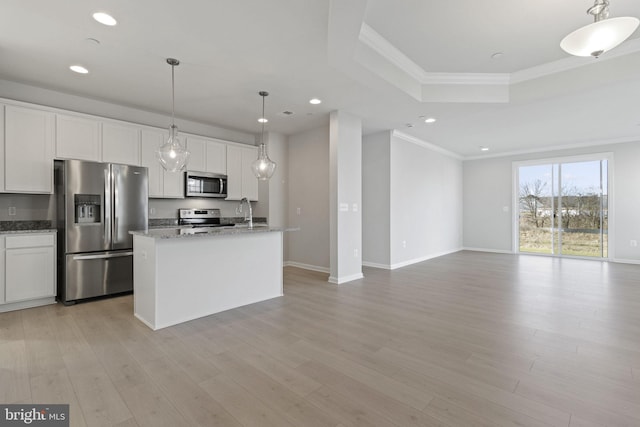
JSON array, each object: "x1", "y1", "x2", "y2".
[
  {"x1": 251, "y1": 143, "x2": 276, "y2": 180},
  {"x1": 561, "y1": 16, "x2": 639, "y2": 57},
  {"x1": 157, "y1": 124, "x2": 190, "y2": 172},
  {"x1": 156, "y1": 58, "x2": 190, "y2": 172},
  {"x1": 251, "y1": 91, "x2": 276, "y2": 180}
]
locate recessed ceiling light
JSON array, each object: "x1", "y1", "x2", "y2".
[
  {"x1": 69, "y1": 65, "x2": 89, "y2": 74},
  {"x1": 93, "y1": 12, "x2": 117, "y2": 26},
  {"x1": 309, "y1": 98, "x2": 322, "y2": 105},
  {"x1": 258, "y1": 118, "x2": 268, "y2": 123},
  {"x1": 491, "y1": 52, "x2": 504, "y2": 59},
  {"x1": 480, "y1": 146, "x2": 490, "y2": 151},
  {"x1": 424, "y1": 117, "x2": 436, "y2": 124}
]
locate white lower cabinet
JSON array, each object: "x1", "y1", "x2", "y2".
[{"x1": 1, "y1": 232, "x2": 56, "y2": 311}]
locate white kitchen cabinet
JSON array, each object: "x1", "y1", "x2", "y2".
[
  {"x1": 56, "y1": 114, "x2": 101, "y2": 161},
  {"x1": 141, "y1": 128, "x2": 184, "y2": 198},
  {"x1": 226, "y1": 145, "x2": 258, "y2": 201},
  {"x1": 4, "y1": 105, "x2": 55, "y2": 193},
  {"x1": 4, "y1": 233, "x2": 56, "y2": 304},
  {"x1": 0, "y1": 235, "x2": 4, "y2": 304},
  {"x1": 186, "y1": 136, "x2": 227, "y2": 174},
  {"x1": 102, "y1": 122, "x2": 140, "y2": 165}
]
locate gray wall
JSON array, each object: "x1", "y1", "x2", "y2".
[
  {"x1": 463, "y1": 140, "x2": 640, "y2": 263},
  {"x1": 0, "y1": 194, "x2": 54, "y2": 221},
  {"x1": 287, "y1": 124, "x2": 330, "y2": 271},
  {"x1": 362, "y1": 131, "x2": 464, "y2": 269},
  {"x1": 389, "y1": 133, "x2": 463, "y2": 267},
  {"x1": 362, "y1": 132, "x2": 390, "y2": 266}
]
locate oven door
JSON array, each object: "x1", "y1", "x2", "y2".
[{"x1": 185, "y1": 172, "x2": 227, "y2": 198}]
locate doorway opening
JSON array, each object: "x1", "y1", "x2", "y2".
[{"x1": 515, "y1": 155, "x2": 610, "y2": 258}]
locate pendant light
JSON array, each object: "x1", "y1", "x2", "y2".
[
  {"x1": 156, "y1": 58, "x2": 190, "y2": 172},
  {"x1": 560, "y1": 0, "x2": 639, "y2": 58},
  {"x1": 251, "y1": 91, "x2": 277, "y2": 180}
]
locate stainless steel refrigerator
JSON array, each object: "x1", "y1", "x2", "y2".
[{"x1": 55, "y1": 159, "x2": 148, "y2": 304}]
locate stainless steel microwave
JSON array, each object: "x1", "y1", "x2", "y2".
[{"x1": 185, "y1": 171, "x2": 227, "y2": 198}]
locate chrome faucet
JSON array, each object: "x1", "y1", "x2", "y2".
[{"x1": 238, "y1": 197, "x2": 253, "y2": 229}]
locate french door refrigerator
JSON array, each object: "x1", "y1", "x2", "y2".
[{"x1": 55, "y1": 159, "x2": 148, "y2": 304}]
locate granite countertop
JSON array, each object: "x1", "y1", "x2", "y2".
[
  {"x1": 0, "y1": 220, "x2": 56, "y2": 234},
  {"x1": 130, "y1": 225, "x2": 298, "y2": 239}
]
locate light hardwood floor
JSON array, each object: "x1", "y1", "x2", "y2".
[{"x1": 1, "y1": 251, "x2": 640, "y2": 426}]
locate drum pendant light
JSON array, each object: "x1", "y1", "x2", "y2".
[
  {"x1": 251, "y1": 91, "x2": 277, "y2": 180},
  {"x1": 156, "y1": 58, "x2": 190, "y2": 172}
]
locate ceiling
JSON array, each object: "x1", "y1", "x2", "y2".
[{"x1": 1, "y1": 0, "x2": 639, "y2": 158}]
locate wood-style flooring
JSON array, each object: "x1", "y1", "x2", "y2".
[{"x1": 1, "y1": 250, "x2": 639, "y2": 426}]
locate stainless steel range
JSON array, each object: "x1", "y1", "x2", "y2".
[{"x1": 178, "y1": 209, "x2": 233, "y2": 228}]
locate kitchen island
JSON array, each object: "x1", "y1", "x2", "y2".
[{"x1": 131, "y1": 226, "x2": 287, "y2": 330}]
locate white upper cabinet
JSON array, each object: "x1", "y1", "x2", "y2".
[
  {"x1": 56, "y1": 114, "x2": 101, "y2": 161},
  {"x1": 226, "y1": 145, "x2": 258, "y2": 201},
  {"x1": 4, "y1": 105, "x2": 54, "y2": 193},
  {"x1": 185, "y1": 136, "x2": 227, "y2": 174},
  {"x1": 102, "y1": 122, "x2": 141, "y2": 165},
  {"x1": 141, "y1": 128, "x2": 184, "y2": 198}
]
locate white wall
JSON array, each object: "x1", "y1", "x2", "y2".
[
  {"x1": 389, "y1": 133, "x2": 463, "y2": 267},
  {"x1": 329, "y1": 111, "x2": 363, "y2": 283},
  {"x1": 463, "y1": 140, "x2": 640, "y2": 262},
  {"x1": 287, "y1": 124, "x2": 330, "y2": 272},
  {"x1": 362, "y1": 132, "x2": 390, "y2": 266}
]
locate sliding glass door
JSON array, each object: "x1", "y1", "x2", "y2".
[{"x1": 517, "y1": 156, "x2": 608, "y2": 258}]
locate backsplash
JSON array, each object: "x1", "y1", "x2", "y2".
[
  {"x1": 0, "y1": 194, "x2": 55, "y2": 221},
  {"x1": 149, "y1": 197, "x2": 266, "y2": 220}
]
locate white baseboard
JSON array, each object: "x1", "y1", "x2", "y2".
[
  {"x1": 390, "y1": 248, "x2": 463, "y2": 270},
  {"x1": 328, "y1": 273, "x2": 364, "y2": 284},
  {"x1": 0, "y1": 297, "x2": 56, "y2": 313},
  {"x1": 462, "y1": 247, "x2": 514, "y2": 254},
  {"x1": 283, "y1": 261, "x2": 330, "y2": 274},
  {"x1": 612, "y1": 258, "x2": 640, "y2": 265},
  {"x1": 362, "y1": 261, "x2": 391, "y2": 270}
]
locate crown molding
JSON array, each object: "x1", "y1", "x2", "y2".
[
  {"x1": 511, "y1": 37, "x2": 640, "y2": 84},
  {"x1": 463, "y1": 135, "x2": 640, "y2": 161},
  {"x1": 392, "y1": 130, "x2": 463, "y2": 160},
  {"x1": 359, "y1": 23, "x2": 640, "y2": 90},
  {"x1": 358, "y1": 23, "x2": 430, "y2": 83}
]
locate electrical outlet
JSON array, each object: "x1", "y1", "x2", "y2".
[
  {"x1": 8, "y1": 207, "x2": 16, "y2": 216},
  {"x1": 354, "y1": 249, "x2": 358, "y2": 257},
  {"x1": 296, "y1": 207, "x2": 301, "y2": 215},
  {"x1": 149, "y1": 207, "x2": 156, "y2": 215},
  {"x1": 402, "y1": 240, "x2": 406, "y2": 248},
  {"x1": 631, "y1": 240, "x2": 638, "y2": 247}
]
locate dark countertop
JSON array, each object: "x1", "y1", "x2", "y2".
[{"x1": 0, "y1": 220, "x2": 56, "y2": 234}]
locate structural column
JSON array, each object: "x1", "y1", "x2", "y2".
[{"x1": 329, "y1": 110, "x2": 363, "y2": 283}]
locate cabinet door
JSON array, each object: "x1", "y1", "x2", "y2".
[
  {"x1": 185, "y1": 136, "x2": 206, "y2": 172},
  {"x1": 162, "y1": 169, "x2": 184, "y2": 198},
  {"x1": 242, "y1": 146, "x2": 259, "y2": 201},
  {"x1": 56, "y1": 114, "x2": 101, "y2": 161},
  {"x1": 5, "y1": 106, "x2": 54, "y2": 193},
  {"x1": 0, "y1": 236, "x2": 4, "y2": 304},
  {"x1": 5, "y1": 246, "x2": 55, "y2": 302},
  {"x1": 206, "y1": 140, "x2": 227, "y2": 174},
  {"x1": 225, "y1": 145, "x2": 243, "y2": 200},
  {"x1": 102, "y1": 122, "x2": 140, "y2": 165},
  {"x1": 141, "y1": 129, "x2": 165, "y2": 198}
]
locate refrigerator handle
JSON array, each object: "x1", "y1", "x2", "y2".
[
  {"x1": 104, "y1": 167, "x2": 112, "y2": 247},
  {"x1": 113, "y1": 169, "x2": 118, "y2": 244}
]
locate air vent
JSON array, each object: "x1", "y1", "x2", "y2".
[{"x1": 281, "y1": 111, "x2": 294, "y2": 116}]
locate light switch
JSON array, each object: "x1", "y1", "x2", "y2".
[
  {"x1": 339, "y1": 203, "x2": 349, "y2": 212},
  {"x1": 352, "y1": 203, "x2": 358, "y2": 212},
  {"x1": 296, "y1": 207, "x2": 301, "y2": 215}
]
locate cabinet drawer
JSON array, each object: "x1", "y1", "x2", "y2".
[{"x1": 6, "y1": 234, "x2": 55, "y2": 249}]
